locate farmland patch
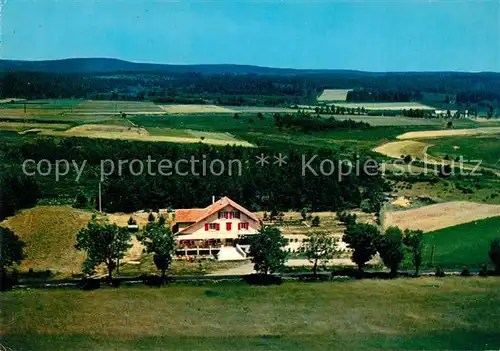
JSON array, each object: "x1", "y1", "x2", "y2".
[{"x1": 383, "y1": 201, "x2": 500, "y2": 232}]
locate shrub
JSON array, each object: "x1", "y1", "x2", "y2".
[
  {"x1": 127, "y1": 216, "x2": 137, "y2": 225},
  {"x1": 479, "y1": 264, "x2": 489, "y2": 277},
  {"x1": 148, "y1": 212, "x2": 156, "y2": 222},
  {"x1": 80, "y1": 278, "x2": 101, "y2": 290},
  {"x1": 435, "y1": 267, "x2": 445, "y2": 277},
  {"x1": 300, "y1": 208, "x2": 308, "y2": 221},
  {"x1": 0, "y1": 271, "x2": 18, "y2": 291},
  {"x1": 337, "y1": 211, "x2": 357, "y2": 225},
  {"x1": 488, "y1": 238, "x2": 500, "y2": 273},
  {"x1": 243, "y1": 273, "x2": 282, "y2": 286},
  {"x1": 73, "y1": 191, "x2": 89, "y2": 209},
  {"x1": 311, "y1": 216, "x2": 320, "y2": 227}
]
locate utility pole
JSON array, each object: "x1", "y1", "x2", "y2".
[{"x1": 98, "y1": 182, "x2": 102, "y2": 213}]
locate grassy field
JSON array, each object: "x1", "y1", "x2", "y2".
[
  {"x1": 332, "y1": 102, "x2": 435, "y2": 111},
  {"x1": 131, "y1": 113, "x2": 466, "y2": 150},
  {"x1": 383, "y1": 201, "x2": 500, "y2": 233},
  {"x1": 397, "y1": 127, "x2": 500, "y2": 140},
  {"x1": 24, "y1": 123, "x2": 254, "y2": 147},
  {"x1": 76, "y1": 100, "x2": 163, "y2": 112},
  {"x1": 330, "y1": 114, "x2": 443, "y2": 126},
  {"x1": 0, "y1": 121, "x2": 72, "y2": 132},
  {"x1": 0, "y1": 206, "x2": 92, "y2": 275},
  {"x1": 424, "y1": 216, "x2": 500, "y2": 268},
  {"x1": 158, "y1": 104, "x2": 237, "y2": 113},
  {"x1": 317, "y1": 89, "x2": 352, "y2": 101},
  {"x1": 388, "y1": 177, "x2": 500, "y2": 205},
  {"x1": 425, "y1": 135, "x2": 500, "y2": 169},
  {"x1": 3, "y1": 278, "x2": 500, "y2": 350}
]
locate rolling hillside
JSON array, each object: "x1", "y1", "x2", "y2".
[{"x1": 1, "y1": 58, "x2": 499, "y2": 77}]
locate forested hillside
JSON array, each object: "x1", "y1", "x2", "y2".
[
  {"x1": 1, "y1": 58, "x2": 500, "y2": 107},
  {"x1": 0, "y1": 133, "x2": 388, "y2": 218}
]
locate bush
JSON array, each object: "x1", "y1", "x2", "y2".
[
  {"x1": 80, "y1": 278, "x2": 101, "y2": 290},
  {"x1": 297, "y1": 273, "x2": 330, "y2": 282},
  {"x1": 460, "y1": 267, "x2": 470, "y2": 277},
  {"x1": 148, "y1": 212, "x2": 156, "y2": 222},
  {"x1": 435, "y1": 267, "x2": 445, "y2": 277},
  {"x1": 311, "y1": 216, "x2": 320, "y2": 227},
  {"x1": 0, "y1": 271, "x2": 18, "y2": 291},
  {"x1": 488, "y1": 238, "x2": 500, "y2": 273},
  {"x1": 73, "y1": 191, "x2": 89, "y2": 209},
  {"x1": 243, "y1": 273, "x2": 282, "y2": 286},
  {"x1": 337, "y1": 211, "x2": 357, "y2": 225},
  {"x1": 127, "y1": 216, "x2": 137, "y2": 225},
  {"x1": 479, "y1": 264, "x2": 489, "y2": 277}
]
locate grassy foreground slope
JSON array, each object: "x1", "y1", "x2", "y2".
[
  {"x1": 3, "y1": 278, "x2": 500, "y2": 350},
  {"x1": 424, "y1": 216, "x2": 500, "y2": 268}
]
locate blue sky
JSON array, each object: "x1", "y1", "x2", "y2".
[{"x1": 2, "y1": 0, "x2": 499, "y2": 71}]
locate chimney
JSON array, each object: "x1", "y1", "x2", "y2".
[{"x1": 212, "y1": 195, "x2": 215, "y2": 204}]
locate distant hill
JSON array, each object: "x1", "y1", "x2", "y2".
[
  {"x1": 0, "y1": 58, "x2": 366, "y2": 76},
  {"x1": 2, "y1": 57, "x2": 494, "y2": 77}
]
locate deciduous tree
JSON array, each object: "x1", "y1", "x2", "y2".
[
  {"x1": 343, "y1": 223, "x2": 380, "y2": 274},
  {"x1": 403, "y1": 229, "x2": 425, "y2": 276},
  {"x1": 249, "y1": 226, "x2": 288, "y2": 274},
  {"x1": 304, "y1": 231, "x2": 341, "y2": 275},
  {"x1": 137, "y1": 221, "x2": 176, "y2": 280},
  {"x1": 0, "y1": 227, "x2": 25, "y2": 272},
  {"x1": 377, "y1": 226, "x2": 405, "y2": 276},
  {"x1": 75, "y1": 215, "x2": 132, "y2": 282}
]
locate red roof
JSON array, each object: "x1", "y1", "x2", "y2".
[
  {"x1": 174, "y1": 197, "x2": 259, "y2": 234},
  {"x1": 175, "y1": 209, "x2": 205, "y2": 223}
]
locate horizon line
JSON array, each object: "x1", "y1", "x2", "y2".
[{"x1": 0, "y1": 56, "x2": 497, "y2": 74}]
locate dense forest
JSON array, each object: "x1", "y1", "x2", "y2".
[
  {"x1": 0, "y1": 71, "x2": 322, "y2": 106},
  {"x1": 1, "y1": 58, "x2": 500, "y2": 106},
  {"x1": 0, "y1": 134, "x2": 388, "y2": 219},
  {"x1": 346, "y1": 89, "x2": 423, "y2": 102}
]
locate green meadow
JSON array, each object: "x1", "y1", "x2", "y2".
[
  {"x1": 424, "y1": 216, "x2": 500, "y2": 268},
  {"x1": 3, "y1": 278, "x2": 500, "y2": 350}
]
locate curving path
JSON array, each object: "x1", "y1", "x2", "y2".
[{"x1": 374, "y1": 129, "x2": 500, "y2": 177}]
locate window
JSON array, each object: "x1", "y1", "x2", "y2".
[
  {"x1": 238, "y1": 222, "x2": 249, "y2": 230},
  {"x1": 226, "y1": 222, "x2": 232, "y2": 231},
  {"x1": 231, "y1": 211, "x2": 241, "y2": 219},
  {"x1": 210, "y1": 223, "x2": 218, "y2": 230},
  {"x1": 218, "y1": 211, "x2": 226, "y2": 219}
]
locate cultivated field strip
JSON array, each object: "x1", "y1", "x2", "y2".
[
  {"x1": 383, "y1": 201, "x2": 500, "y2": 232},
  {"x1": 397, "y1": 127, "x2": 500, "y2": 139}
]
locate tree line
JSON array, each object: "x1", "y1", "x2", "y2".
[
  {"x1": 273, "y1": 112, "x2": 370, "y2": 132},
  {"x1": 346, "y1": 89, "x2": 423, "y2": 103}
]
